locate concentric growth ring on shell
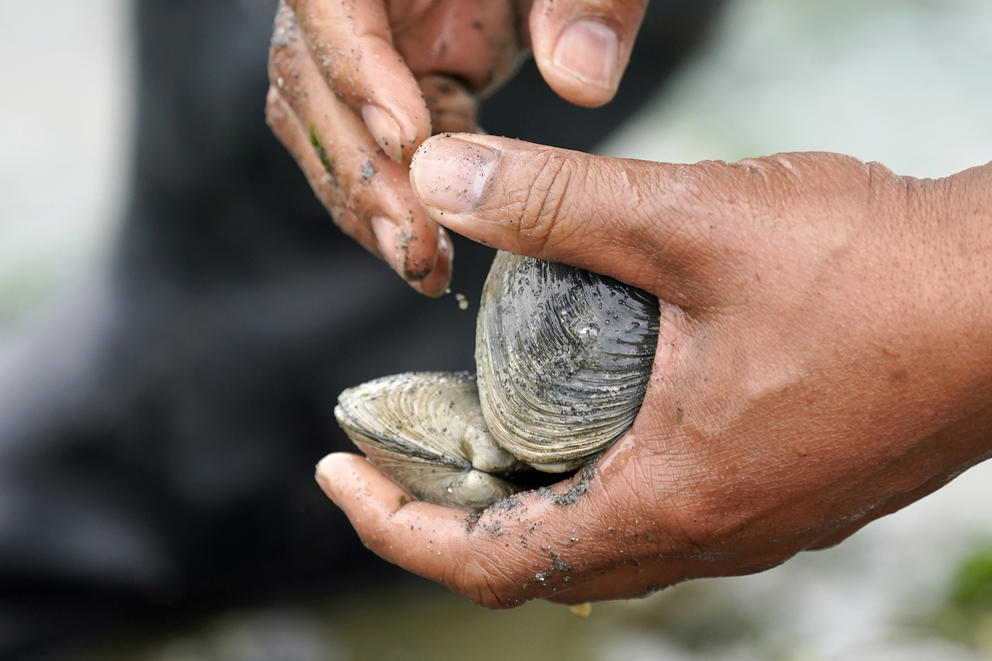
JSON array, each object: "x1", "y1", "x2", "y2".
[{"x1": 475, "y1": 252, "x2": 660, "y2": 472}]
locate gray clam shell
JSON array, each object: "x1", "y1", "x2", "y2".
[
  {"x1": 334, "y1": 372, "x2": 530, "y2": 510},
  {"x1": 476, "y1": 252, "x2": 660, "y2": 471},
  {"x1": 334, "y1": 253, "x2": 660, "y2": 509}
]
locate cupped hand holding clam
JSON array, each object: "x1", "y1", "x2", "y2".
[{"x1": 319, "y1": 134, "x2": 992, "y2": 607}]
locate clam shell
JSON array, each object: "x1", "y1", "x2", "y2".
[
  {"x1": 334, "y1": 371, "x2": 530, "y2": 510},
  {"x1": 475, "y1": 252, "x2": 659, "y2": 471},
  {"x1": 334, "y1": 253, "x2": 661, "y2": 509}
]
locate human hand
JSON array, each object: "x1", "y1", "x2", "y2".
[
  {"x1": 316, "y1": 134, "x2": 992, "y2": 606},
  {"x1": 265, "y1": 0, "x2": 648, "y2": 295}
]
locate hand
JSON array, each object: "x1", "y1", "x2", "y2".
[
  {"x1": 316, "y1": 134, "x2": 992, "y2": 606},
  {"x1": 265, "y1": 0, "x2": 648, "y2": 296}
]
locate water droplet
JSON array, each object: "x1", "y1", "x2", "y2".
[{"x1": 574, "y1": 322, "x2": 600, "y2": 343}]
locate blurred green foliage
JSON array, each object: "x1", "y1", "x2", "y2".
[
  {"x1": 950, "y1": 550, "x2": 992, "y2": 610},
  {"x1": 924, "y1": 546, "x2": 992, "y2": 650}
]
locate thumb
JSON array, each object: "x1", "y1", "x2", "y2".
[
  {"x1": 409, "y1": 133, "x2": 739, "y2": 303},
  {"x1": 527, "y1": 0, "x2": 650, "y2": 107}
]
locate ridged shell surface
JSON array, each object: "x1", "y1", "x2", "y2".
[
  {"x1": 334, "y1": 371, "x2": 530, "y2": 510},
  {"x1": 475, "y1": 252, "x2": 660, "y2": 471}
]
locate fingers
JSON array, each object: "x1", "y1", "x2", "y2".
[
  {"x1": 269, "y1": 3, "x2": 451, "y2": 294},
  {"x1": 285, "y1": 0, "x2": 430, "y2": 162},
  {"x1": 410, "y1": 135, "x2": 886, "y2": 306},
  {"x1": 316, "y1": 452, "x2": 539, "y2": 607},
  {"x1": 409, "y1": 133, "x2": 749, "y2": 304},
  {"x1": 316, "y1": 452, "x2": 658, "y2": 608},
  {"x1": 527, "y1": 0, "x2": 650, "y2": 107},
  {"x1": 315, "y1": 450, "x2": 803, "y2": 606},
  {"x1": 418, "y1": 74, "x2": 482, "y2": 135},
  {"x1": 266, "y1": 87, "x2": 377, "y2": 254},
  {"x1": 391, "y1": 2, "x2": 523, "y2": 98},
  {"x1": 286, "y1": 0, "x2": 519, "y2": 163},
  {"x1": 409, "y1": 133, "x2": 660, "y2": 291}
]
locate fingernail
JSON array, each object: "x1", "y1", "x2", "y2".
[
  {"x1": 410, "y1": 137, "x2": 497, "y2": 213},
  {"x1": 371, "y1": 216, "x2": 407, "y2": 275},
  {"x1": 437, "y1": 227, "x2": 454, "y2": 266},
  {"x1": 412, "y1": 228, "x2": 454, "y2": 297},
  {"x1": 362, "y1": 104, "x2": 403, "y2": 162},
  {"x1": 315, "y1": 456, "x2": 334, "y2": 493},
  {"x1": 435, "y1": 227, "x2": 454, "y2": 280},
  {"x1": 552, "y1": 20, "x2": 620, "y2": 91},
  {"x1": 430, "y1": 226, "x2": 452, "y2": 274}
]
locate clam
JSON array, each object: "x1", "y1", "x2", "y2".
[{"x1": 334, "y1": 251, "x2": 660, "y2": 509}]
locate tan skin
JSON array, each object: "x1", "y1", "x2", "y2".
[
  {"x1": 266, "y1": 0, "x2": 648, "y2": 295},
  {"x1": 269, "y1": 2, "x2": 992, "y2": 607}
]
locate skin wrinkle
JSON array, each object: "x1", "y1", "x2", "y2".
[
  {"x1": 636, "y1": 168, "x2": 739, "y2": 306},
  {"x1": 467, "y1": 543, "x2": 536, "y2": 595},
  {"x1": 594, "y1": 166, "x2": 642, "y2": 252},
  {"x1": 613, "y1": 453, "x2": 662, "y2": 532},
  {"x1": 479, "y1": 572, "x2": 516, "y2": 609},
  {"x1": 516, "y1": 149, "x2": 578, "y2": 255},
  {"x1": 551, "y1": 495, "x2": 627, "y2": 569}
]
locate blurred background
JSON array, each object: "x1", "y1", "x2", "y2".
[{"x1": 2, "y1": 0, "x2": 992, "y2": 659}]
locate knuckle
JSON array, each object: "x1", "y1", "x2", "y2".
[
  {"x1": 268, "y1": 3, "x2": 302, "y2": 80},
  {"x1": 516, "y1": 151, "x2": 583, "y2": 253},
  {"x1": 731, "y1": 152, "x2": 868, "y2": 207},
  {"x1": 267, "y1": 47, "x2": 291, "y2": 89},
  {"x1": 263, "y1": 87, "x2": 285, "y2": 127},
  {"x1": 864, "y1": 159, "x2": 913, "y2": 211},
  {"x1": 671, "y1": 160, "x2": 735, "y2": 208}
]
